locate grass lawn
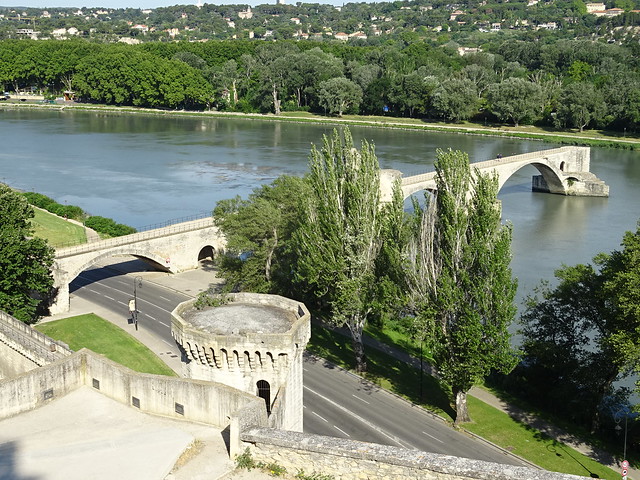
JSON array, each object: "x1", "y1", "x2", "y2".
[
  {"x1": 30, "y1": 208, "x2": 87, "y2": 247},
  {"x1": 465, "y1": 396, "x2": 617, "y2": 479},
  {"x1": 307, "y1": 324, "x2": 619, "y2": 479},
  {"x1": 36, "y1": 314, "x2": 176, "y2": 376}
]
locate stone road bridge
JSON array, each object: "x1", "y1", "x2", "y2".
[
  {"x1": 50, "y1": 217, "x2": 225, "y2": 314},
  {"x1": 380, "y1": 146, "x2": 609, "y2": 201}
]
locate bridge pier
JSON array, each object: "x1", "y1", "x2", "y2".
[
  {"x1": 532, "y1": 173, "x2": 609, "y2": 197},
  {"x1": 49, "y1": 281, "x2": 70, "y2": 315}
]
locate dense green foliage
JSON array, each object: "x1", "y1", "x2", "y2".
[
  {"x1": 21, "y1": 191, "x2": 136, "y2": 238},
  {"x1": 0, "y1": 185, "x2": 54, "y2": 323},
  {"x1": 84, "y1": 216, "x2": 137, "y2": 237},
  {"x1": 404, "y1": 149, "x2": 518, "y2": 423},
  {"x1": 212, "y1": 175, "x2": 309, "y2": 294},
  {"x1": 505, "y1": 222, "x2": 640, "y2": 435},
  {"x1": 22, "y1": 192, "x2": 84, "y2": 221}
]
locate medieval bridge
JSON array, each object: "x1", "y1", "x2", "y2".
[
  {"x1": 379, "y1": 146, "x2": 609, "y2": 202},
  {"x1": 50, "y1": 217, "x2": 225, "y2": 314}
]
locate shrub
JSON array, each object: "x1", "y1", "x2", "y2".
[
  {"x1": 22, "y1": 192, "x2": 55, "y2": 209},
  {"x1": 193, "y1": 291, "x2": 230, "y2": 310},
  {"x1": 85, "y1": 216, "x2": 137, "y2": 237},
  {"x1": 235, "y1": 448, "x2": 255, "y2": 470}
]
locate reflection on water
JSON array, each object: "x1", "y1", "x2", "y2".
[{"x1": 1, "y1": 108, "x2": 638, "y2": 310}]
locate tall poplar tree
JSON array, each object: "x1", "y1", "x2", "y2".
[
  {"x1": 406, "y1": 149, "x2": 518, "y2": 423},
  {"x1": 294, "y1": 128, "x2": 383, "y2": 372}
]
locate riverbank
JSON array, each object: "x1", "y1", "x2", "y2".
[{"x1": 3, "y1": 101, "x2": 639, "y2": 151}]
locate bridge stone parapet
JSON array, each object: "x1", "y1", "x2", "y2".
[
  {"x1": 382, "y1": 146, "x2": 609, "y2": 201},
  {"x1": 50, "y1": 217, "x2": 226, "y2": 314}
]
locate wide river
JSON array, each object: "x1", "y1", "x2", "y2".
[{"x1": 2, "y1": 108, "x2": 639, "y2": 313}]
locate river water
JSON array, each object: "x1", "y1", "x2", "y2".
[{"x1": 2, "y1": 108, "x2": 639, "y2": 312}]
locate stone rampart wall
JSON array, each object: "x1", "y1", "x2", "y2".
[
  {"x1": 0, "y1": 349, "x2": 268, "y2": 451},
  {"x1": 240, "y1": 427, "x2": 592, "y2": 480},
  {"x1": 83, "y1": 350, "x2": 266, "y2": 427},
  {"x1": 0, "y1": 310, "x2": 72, "y2": 378},
  {"x1": 0, "y1": 352, "x2": 84, "y2": 419}
]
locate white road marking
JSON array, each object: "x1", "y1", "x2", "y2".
[
  {"x1": 334, "y1": 426, "x2": 350, "y2": 437},
  {"x1": 352, "y1": 394, "x2": 370, "y2": 405},
  {"x1": 162, "y1": 339, "x2": 174, "y2": 347},
  {"x1": 422, "y1": 431, "x2": 444, "y2": 443},
  {"x1": 159, "y1": 296, "x2": 171, "y2": 302},
  {"x1": 104, "y1": 295, "x2": 115, "y2": 301},
  {"x1": 312, "y1": 411, "x2": 328, "y2": 422},
  {"x1": 304, "y1": 385, "x2": 413, "y2": 449}
]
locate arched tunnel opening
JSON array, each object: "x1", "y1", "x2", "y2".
[{"x1": 198, "y1": 246, "x2": 216, "y2": 262}]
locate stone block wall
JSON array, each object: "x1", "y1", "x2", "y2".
[{"x1": 240, "y1": 427, "x2": 593, "y2": 480}]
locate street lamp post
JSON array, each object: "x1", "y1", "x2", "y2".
[
  {"x1": 130, "y1": 276, "x2": 142, "y2": 330},
  {"x1": 615, "y1": 411, "x2": 628, "y2": 463}
]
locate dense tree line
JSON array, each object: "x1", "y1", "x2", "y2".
[{"x1": 2, "y1": 37, "x2": 639, "y2": 132}]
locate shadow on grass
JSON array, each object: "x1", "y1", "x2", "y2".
[
  {"x1": 483, "y1": 378, "x2": 626, "y2": 469},
  {"x1": 521, "y1": 425, "x2": 602, "y2": 478}
]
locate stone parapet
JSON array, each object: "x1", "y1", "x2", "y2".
[{"x1": 241, "y1": 427, "x2": 592, "y2": 480}]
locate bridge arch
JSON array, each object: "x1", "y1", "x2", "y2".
[
  {"x1": 66, "y1": 248, "x2": 172, "y2": 286},
  {"x1": 496, "y1": 161, "x2": 567, "y2": 195}
]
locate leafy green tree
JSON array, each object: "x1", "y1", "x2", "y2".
[
  {"x1": 461, "y1": 64, "x2": 495, "y2": 98},
  {"x1": 288, "y1": 48, "x2": 344, "y2": 109},
  {"x1": 294, "y1": 128, "x2": 384, "y2": 372},
  {"x1": 255, "y1": 43, "x2": 299, "y2": 115},
  {"x1": 519, "y1": 222, "x2": 640, "y2": 432},
  {"x1": 405, "y1": 149, "x2": 518, "y2": 424},
  {"x1": 317, "y1": 77, "x2": 363, "y2": 117},
  {"x1": 0, "y1": 185, "x2": 55, "y2": 323},
  {"x1": 389, "y1": 68, "x2": 436, "y2": 117},
  {"x1": 487, "y1": 78, "x2": 544, "y2": 127},
  {"x1": 567, "y1": 60, "x2": 592, "y2": 83},
  {"x1": 431, "y1": 78, "x2": 478, "y2": 123},
  {"x1": 555, "y1": 82, "x2": 605, "y2": 132},
  {"x1": 213, "y1": 176, "x2": 309, "y2": 295}
]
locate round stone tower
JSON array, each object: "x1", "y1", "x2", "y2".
[{"x1": 171, "y1": 292, "x2": 310, "y2": 432}]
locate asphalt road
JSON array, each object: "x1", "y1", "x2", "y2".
[{"x1": 69, "y1": 263, "x2": 527, "y2": 467}]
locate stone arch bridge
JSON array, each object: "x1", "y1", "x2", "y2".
[
  {"x1": 50, "y1": 217, "x2": 225, "y2": 314},
  {"x1": 379, "y1": 146, "x2": 609, "y2": 201}
]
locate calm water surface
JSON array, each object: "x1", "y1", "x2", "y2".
[{"x1": 2, "y1": 108, "x2": 639, "y2": 311}]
